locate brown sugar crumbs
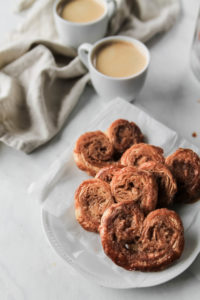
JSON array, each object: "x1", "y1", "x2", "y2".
[{"x1": 192, "y1": 132, "x2": 197, "y2": 138}]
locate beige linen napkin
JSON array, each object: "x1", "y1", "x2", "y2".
[{"x1": 0, "y1": 0, "x2": 180, "y2": 153}]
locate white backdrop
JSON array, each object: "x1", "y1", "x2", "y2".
[{"x1": 0, "y1": 0, "x2": 200, "y2": 299}]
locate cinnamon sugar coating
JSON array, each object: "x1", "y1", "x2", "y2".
[
  {"x1": 75, "y1": 179, "x2": 114, "y2": 233},
  {"x1": 139, "y1": 161, "x2": 177, "y2": 207},
  {"x1": 121, "y1": 143, "x2": 165, "y2": 167},
  {"x1": 106, "y1": 119, "x2": 144, "y2": 154},
  {"x1": 110, "y1": 166, "x2": 158, "y2": 214},
  {"x1": 166, "y1": 148, "x2": 200, "y2": 202},
  {"x1": 73, "y1": 131, "x2": 114, "y2": 176},
  {"x1": 100, "y1": 202, "x2": 184, "y2": 271}
]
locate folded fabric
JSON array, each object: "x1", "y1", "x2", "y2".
[
  {"x1": 0, "y1": 41, "x2": 89, "y2": 153},
  {"x1": 0, "y1": 0, "x2": 180, "y2": 153}
]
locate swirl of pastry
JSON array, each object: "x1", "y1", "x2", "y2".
[
  {"x1": 139, "y1": 161, "x2": 177, "y2": 207},
  {"x1": 165, "y1": 148, "x2": 200, "y2": 202},
  {"x1": 121, "y1": 143, "x2": 165, "y2": 167},
  {"x1": 100, "y1": 201, "x2": 184, "y2": 271},
  {"x1": 110, "y1": 166, "x2": 158, "y2": 214},
  {"x1": 75, "y1": 178, "x2": 114, "y2": 233},
  {"x1": 73, "y1": 131, "x2": 114, "y2": 176},
  {"x1": 106, "y1": 119, "x2": 144, "y2": 154},
  {"x1": 95, "y1": 165, "x2": 124, "y2": 184}
]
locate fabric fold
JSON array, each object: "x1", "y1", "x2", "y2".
[{"x1": 0, "y1": 42, "x2": 89, "y2": 153}]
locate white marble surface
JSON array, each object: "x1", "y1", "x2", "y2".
[{"x1": 0, "y1": 0, "x2": 200, "y2": 299}]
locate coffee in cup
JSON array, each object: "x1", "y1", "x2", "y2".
[
  {"x1": 92, "y1": 40, "x2": 147, "y2": 78},
  {"x1": 61, "y1": 0, "x2": 106, "y2": 23},
  {"x1": 78, "y1": 36, "x2": 150, "y2": 101},
  {"x1": 54, "y1": 0, "x2": 116, "y2": 48}
]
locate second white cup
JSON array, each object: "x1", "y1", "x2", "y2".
[{"x1": 78, "y1": 36, "x2": 150, "y2": 102}]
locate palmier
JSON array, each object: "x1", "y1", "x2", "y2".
[
  {"x1": 75, "y1": 179, "x2": 114, "y2": 233},
  {"x1": 106, "y1": 119, "x2": 144, "y2": 154},
  {"x1": 100, "y1": 201, "x2": 184, "y2": 271},
  {"x1": 165, "y1": 148, "x2": 200, "y2": 202},
  {"x1": 121, "y1": 143, "x2": 165, "y2": 167},
  {"x1": 139, "y1": 161, "x2": 177, "y2": 207},
  {"x1": 110, "y1": 166, "x2": 158, "y2": 214},
  {"x1": 73, "y1": 131, "x2": 114, "y2": 176},
  {"x1": 95, "y1": 165, "x2": 124, "y2": 184}
]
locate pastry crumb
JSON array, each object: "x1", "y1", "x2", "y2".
[{"x1": 192, "y1": 132, "x2": 197, "y2": 138}]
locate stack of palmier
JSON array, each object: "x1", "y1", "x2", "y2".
[{"x1": 73, "y1": 119, "x2": 200, "y2": 272}]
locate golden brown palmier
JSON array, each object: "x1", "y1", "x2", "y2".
[
  {"x1": 100, "y1": 202, "x2": 184, "y2": 271},
  {"x1": 95, "y1": 165, "x2": 124, "y2": 184},
  {"x1": 106, "y1": 119, "x2": 144, "y2": 154},
  {"x1": 139, "y1": 161, "x2": 177, "y2": 207},
  {"x1": 75, "y1": 179, "x2": 114, "y2": 233},
  {"x1": 110, "y1": 166, "x2": 158, "y2": 214},
  {"x1": 73, "y1": 131, "x2": 114, "y2": 176},
  {"x1": 121, "y1": 143, "x2": 165, "y2": 167},
  {"x1": 166, "y1": 148, "x2": 200, "y2": 202}
]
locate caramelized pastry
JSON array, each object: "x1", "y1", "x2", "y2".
[
  {"x1": 110, "y1": 166, "x2": 158, "y2": 214},
  {"x1": 100, "y1": 201, "x2": 184, "y2": 271},
  {"x1": 75, "y1": 179, "x2": 114, "y2": 233},
  {"x1": 95, "y1": 165, "x2": 124, "y2": 184},
  {"x1": 121, "y1": 143, "x2": 165, "y2": 167},
  {"x1": 106, "y1": 119, "x2": 144, "y2": 154},
  {"x1": 139, "y1": 161, "x2": 177, "y2": 207},
  {"x1": 73, "y1": 131, "x2": 114, "y2": 176},
  {"x1": 166, "y1": 148, "x2": 200, "y2": 202}
]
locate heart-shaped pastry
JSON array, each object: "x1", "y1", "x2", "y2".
[
  {"x1": 95, "y1": 165, "x2": 124, "y2": 184},
  {"x1": 121, "y1": 143, "x2": 165, "y2": 167},
  {"x1": 110, "y1": 166, "x2": 158, "y2": 214},
  {"x1": 139, "y1": 161, "x2": 177, "y2": 207},
  {"x1": 73, "y1": 131, "x2": 114, "y2": 176},
  {"x1": 106, "y1": 119, "x2": 144, "y2": 154},
  {"x1": 75, "y1": 179, "x2": 114, "y2": 232},
  {"x1": 100, "y1": 201, "x2": 184, "y2": 271},
  {"x1": 166, "y1": 148, "x2": 200, "y2": 202}
]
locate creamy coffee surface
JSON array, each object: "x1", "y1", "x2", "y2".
[
  {"x1": 93, "y1": 41, "x2": 147, "y2": 78},
  {"x1": 61, "y1": 0, "x2": 105, "y2": 23}
]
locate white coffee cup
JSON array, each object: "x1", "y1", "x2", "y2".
[
  {"x1": 53, "y1": 0, "x2": 117, "y2": 48},
  {"x1": 78, "y1": 36, "x2": 150, "y2": 102}
]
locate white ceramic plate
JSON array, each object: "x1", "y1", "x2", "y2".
[{"x1": 40, "y1": 98, "x2": 200, "y2": 288}]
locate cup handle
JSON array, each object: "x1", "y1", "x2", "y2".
[
  {"x1": 78, "y1": 43, "x2": 93, "y2": 69},
  {"x1": 106, "y1": 0, "x2": 117, "y2": 19}
]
